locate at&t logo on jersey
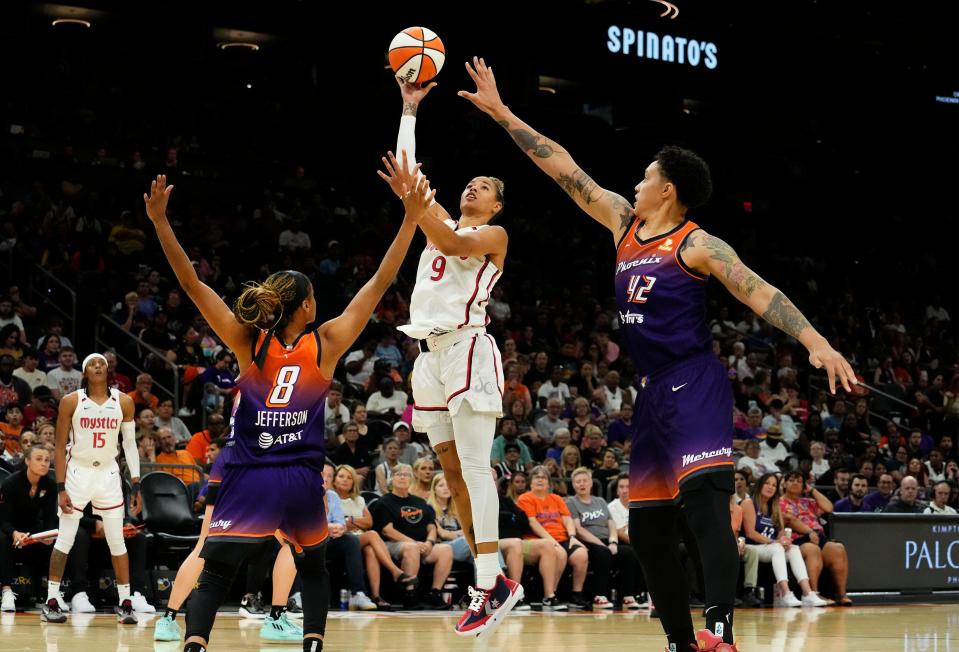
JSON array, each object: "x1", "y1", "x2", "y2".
[{"x1": 258, "y1": 430, "x2": 304, "y2": 449}]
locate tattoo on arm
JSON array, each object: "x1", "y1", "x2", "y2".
[
  {"x1": 497, "y1": 121, "x2": 557, "y2": 159},
  {"x1": 556, "y1": 168, "x2": 603, "y2": 205},
  {"x1": 612, "y1": 195, "x2": 634, "y2": 231},
  {"x1": 698, "y1": 233, "x2": 768, "y2": 297},
  {"x1": 762, "y1": 291, "x2": 813, "y2": 340},
  {"x1": 403, "y1": 102, "x2": 417, "y2": 117}
]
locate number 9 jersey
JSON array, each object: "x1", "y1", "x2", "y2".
[{"x1": 224, "y1": 329, "x2": 331, "y2": 470}]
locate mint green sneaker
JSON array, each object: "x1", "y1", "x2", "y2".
[
  {"x1": 153, "y1": 614, "x2": 182, "y2": 641},
  {"x1": 261, "y1": 612, "x2": 303, "y2": 641}
]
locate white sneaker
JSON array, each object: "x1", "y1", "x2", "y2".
[
  {"x1": 71, "y1": 591, "x2": 96, "y2": 613},
  {"x1": 774, "y1": 591, "x2": 802, "y2": 608},
  {"x1": 1, "y1": 589, "x2": 16, "y2": 612},
  {"x1": 801, "y1": 592, "x2": 829, "y2": 607},
  {"x1": 349, "y1": 592, "x2": 377, "y2": 611},
  {"x1": 592, "y1": 595, "x2": 614, "y2": 609},
  {"x1": 130, "y1": 592, "x2": 156, "y2": 613},
  {"x1": 622, "y1": 596, "x2": 643, "y2": 610}
]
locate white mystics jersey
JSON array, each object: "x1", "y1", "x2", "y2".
[
  {"x1": 68, "y1": 388, "x2": 123, "y2": 465},
  {"x1": 398, "y1": 220, "x2": 502, "y2": 339}
]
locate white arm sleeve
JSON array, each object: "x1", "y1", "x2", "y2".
[
  {"x1": 396, "y1": 115, "x2": 418, "y2": 170},
  {"x1": 121, "y1": 420, "x2": 140, "y2": 480}
]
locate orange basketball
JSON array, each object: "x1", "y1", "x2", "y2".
[{"x1": 388, "y1": 27, "x2": 445, "y2": 84}]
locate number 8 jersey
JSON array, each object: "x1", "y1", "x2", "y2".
[
  {"x1": 397, "y1": 220, "x2": 502, "y2": 339},
  {"x1": 225, "y1": 329, "x2": 331, "y2": 470}
]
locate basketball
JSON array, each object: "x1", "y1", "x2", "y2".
[{"x1": 388, "y1": 26, "x2": 445, "y2": 84}]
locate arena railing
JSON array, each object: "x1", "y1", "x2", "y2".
[{"x1": 94, "y1": 312, "x2": 180, "y2": 411}]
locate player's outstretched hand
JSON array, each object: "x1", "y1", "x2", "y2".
[
  {"x1": 378, "y1": 149, "x2": 422, "y2": 199},
  {"x1": 143, "y1": 174, "x2": 174, "y2": 225},
  {"x1": 396, "y1": 77, "x2": 437, "y2": 107},
  {"x1": 808, "y1": 341, "x2": 857, "y2": 395},
  {"x1": 401, "y1": 174, "x2": 435, "y2": 224},
  {"x1": 458, "y1": 56, "x2": 507, "y2": 118}
]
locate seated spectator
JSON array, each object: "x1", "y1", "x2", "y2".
[
  {"x1": 567, "y1": 467, "x2": 638, "y2": 610},
  {"x1": 503, "y1": 365, "x2": 533, "y2": 416},
  {"x1": 332, "y1": 464, "x2": 417, "y2": 609},
  {"x1": 606, "y1": 473, "x2": 647, "y2": 608},
  {"x1": 45, "y1": 347, "x2": 82, "y2": 400},
  {"x1": 102, "y1": 351, "x2": 133, "y2": 394},
  {"x1": 580, "y1": 425, "x2": 606, "y2": 468},
  {"x1": 427, "y1": 473, "x2": 473, "y2": 564},
  {"x1": 729, "y1": 495, "x2": 762, "y2": 608},
  {"x1": 733, "y1": 406, "x2": 766, "y2": 447},
  {"x1": 495, "y1": 442, "x2": 525, "y2": 479},
  {"x1": 155, "y1": 427, "x2": 200, "y2": 485},
  {"x1": 374, "y1": 437, "x2": 403, "y2": 495},
  {"x1": 0, "y1": 447, "x2": 90, "y2": 612},
  {"x1": 128, "y1": 374, "x2": 160, "y2": 413},
  {"x1": 154, "y1": 398, "x2": 191, "y2": 445},
  {"x1": 762, "y1": 399, "x2": 798, "y2": 447},
  {"x1": 12, "y1": 348, "x2": 46, "y2": 391},
  {"x1": 862, "y1": 473, "x2": 895, "y2": 512},
  {"x1": 1, "y1": 405, "x2": 24, "y2": 467},
  {"x1": 344, "y1": 340, "x2": 378, "y2": 393},
  {"x1": 606, "y1": 402, "x2": 632, "y2": 450},
  {"x1": 758, "y1": 425, "x2": 789, "y2": 469},
  {"x1": 137, "y1": 430, "x2": 158, "y2": 466},
  {"x1": 350, "y1": 403, "x2": 378, "y2": 448},
  {"x1": 35, "y1": 421, "x2": 56, "y2": 451},
  {"x1": 535, "y1": 398, "x2": 568, "y2": 445},
  {"x1": 37, "y1": 335, "x2": 62, "y2": 373},
  {"x1": 366, "y1": 377, "x2": 407, "y2": 423},
  {"x1": 822, "y1": 467, "x2": 852, "y2": 504},
  {"x1": 905, "y1": 457, "x2": 929, "y2": 493},
  {"x1": 490, "y1": 417, "x2": 533, "y2": 469},
  {"x1": 332, "y1": 422, "x2": 373, "y2": 482},
  {"x1": 370, "y1": 463, "x2": 453, "y2": 609},
  {"x1": 559, "y1": 445, "x2": 583, "y2": 480},
  {"x1": 593, "y1": 449, "x2": 621, "y2": 486},
  {"x1": 567, "y1": 360, "x2": 598, "y2": 400},
  {"x1": 517, "y1": 465, "x2": 589, "y2": 610},
  {"x1": 567, "y1": 397, "x2": 601, "y2": 432},
  {"x1": 733, "y1": 470, "x2": 751, "y2": 504},
  {"x1": 809, "y1": 442, "x2": 830, "y2": 481},
  {"x1": 925, "y1": 481, "x2": 957, "y2": 515},
  {"x1": 410, "y1": 457, "x2": 435, "y2": 500},
  {"x1": 834, "y1": 474, "x2": 870, "y2": 513},
  {"x1": 537, "y1": 366, "x2": 571, "y2": 408},
  {"x1": 926, "y1": 449, "x2": 947, "y2": 484},
  {"x1": 185, "y1": 413, "x2": 227, "y2": 465},
  {"x1": 324, "y1": 381, "x2": 350, "y2": 443},
  {"x1": 507, "y1": 399, "x2": 534, "y2": 439},
  {"x1": 198, "y1": 350, "x2": 236, "y2": 404},
  {"x1": 22, "y1": 386, "x2": 55, "y2": 430},
  {"x1": 883, "y1": 476, "x2": 927, "y2": 514},
  {"x1": 543, "y1": 457, "x2": 568, "y2": 497},
  {"x1": 544, "y1": 428, "x2": 571, "y2": 464},
  {"x1": 0, "y1": 356, "x2": 32, "y2": 414},
  {"x1": 320, "y1": 461, "x2": 375, "y2": 610},
  {"x1": 377, "y1": 421, "x2": 422, "y2": 466},
  {"x1": 741, "y1": 473, "x2": 826, "y2": 607},
  {"x1": 780, "y1": 471, "x2": 851, "y2": 606}
]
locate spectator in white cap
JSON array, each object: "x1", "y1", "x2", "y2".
[{"x1": 386, "y1": 421, "x2": 423, "y2": 465}]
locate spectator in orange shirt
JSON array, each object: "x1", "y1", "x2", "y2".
[
  {"x1": 127, "y1": 373, "x2": 159, "y2": 413},
  {"x1": 517, "y1": 465, "x2": 589, "y2": 610},
  {"x1": 155, "y1": 426, "x2": 200, "y2": 485},
  {"x1": 186, "y1": 413, "x2": 228, "y2": 464}
]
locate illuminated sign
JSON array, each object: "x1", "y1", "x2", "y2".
[{"x1": 607, "y1": 26, "x2": 718, "y2": 69}]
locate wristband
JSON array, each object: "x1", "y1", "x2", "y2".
[{"x1": 56, "y1": 482, "x2": 66, "y2": 492}]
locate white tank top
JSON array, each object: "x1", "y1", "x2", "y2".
[
  {"x1": 398, "y1": 220, "x2": 502, "y2": 339},
  {"x1": 68, "y1": 388, "x2": 123, "y2": 465}
]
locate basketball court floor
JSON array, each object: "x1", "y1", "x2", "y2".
[{"x1": 2, "y1": 605, "x2": 956, "y2": 651}]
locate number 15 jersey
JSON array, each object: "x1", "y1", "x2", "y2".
[
  {"x1": 68, "y1": 388, "x2": 123, "y2": 466},
  {"x1": 397, "y1": 220, "x2": 502, "y2": 340}
]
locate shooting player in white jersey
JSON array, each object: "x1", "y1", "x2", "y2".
[
  {"x1": 42, "y1": 353, "x2": 141, "y2": 624},
  {"x1": 376, "y1": 77, "x2": 522, "y2": 638}
]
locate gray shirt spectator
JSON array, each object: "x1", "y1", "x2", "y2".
[
  {"x1": 534, "y1": 399, "x2": 568, "y2": 443},
  {"x1": 566, "y1": 493, "x2": 613, "y2": 541}
]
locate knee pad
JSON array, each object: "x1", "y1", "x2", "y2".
[
  {"x1": 103, "y1": 518, "x2": 127, "y2": 556},
  {"x1": 54, "y1": 517, "x2": 80, "y2": 555}
]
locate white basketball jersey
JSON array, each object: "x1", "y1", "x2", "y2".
[
  {"x1": 68, "y1": 388, "x2": 123, "y2": 465},
  {"x1": 398, "y1": 220, "x2": 502, "y2": 339}
]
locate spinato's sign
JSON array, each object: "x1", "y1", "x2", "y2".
[{"x1": 606, "y1": 26, "x2": 718, "y2": 69}]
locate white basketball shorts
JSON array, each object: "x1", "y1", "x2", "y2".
[{"x1": 61, "y1": 460, "x2": 125, "y2": 520}]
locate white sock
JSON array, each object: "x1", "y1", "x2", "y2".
[
  {"x1": 117, "y1": 583, "x2": 130, "y2": 603},
  {"x1": 475, "y1": 553, "x2": 500, "y2": 590},
  {"x1": 47, "y1": 581, "x2": 61, "y2": 602},
  {"x1": 2, "y1": 586, "x2": 12, "y2": 595}
]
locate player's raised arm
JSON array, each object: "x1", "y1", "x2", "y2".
[
  {"x1": 317, "y1": 169, "x2": 425, "y2": 372},
  {"x1": 458, "y1": 56, "x2": 634, "y2": 243},
  {"x1": 680, "y1": 229, "x2": 857, "y2": 394},
  {"x1": 143, "y1": 175, "x2": 253, "y2": 367}
]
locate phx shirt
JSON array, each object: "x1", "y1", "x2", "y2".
[{"x1": 614, "y1": 219, "x2": 712, "y2": 377}]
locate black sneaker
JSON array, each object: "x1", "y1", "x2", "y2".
[
  {"x1": 514, "y1": 598, "x2": 531, "y2": 611},
  {"x1": 568, "y1": 593, "x2": 589, "y2": 610},
  {"x1": 41, "y1": 598, "x2": 67, "y2": 623},
  {"x1": 424, "y1": 589, "x2": 451, "y2": 611},
  {"x1": 740, "y1": 589, "x2": 763, "y2": 608},
  {"x1": 541, "y1": 596, "x2": 567, "y2": 611},
  {"x1": 116, "y1": 599, "x2": 138, "y2": 624},
  {"x1": 401, "y1": 591, "x2": 421, "y2": 611},
  {"x1": 239, "y1": 592, "x2": 266, "y2": 619},
  {"x1": 286, "y1": 597, "x2": 303, "y2": 617}
]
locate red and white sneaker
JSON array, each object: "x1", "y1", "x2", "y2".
[
  {"x1": 695, "y1": 628, "x2": 739, "y2": 651},
  {"x1": 453, "y1": 575, "x2": 524, "y2": 638}
]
